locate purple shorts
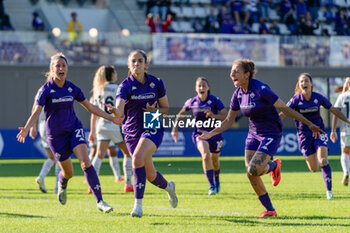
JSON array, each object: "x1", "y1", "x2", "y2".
[
  {"x1": 245, "y1": 133, "x2": 281, "y2": 159},
  {"x1": 124, "y1": 129, "x2": 163, "y2": 155},
  {"x1": 298, "y1": 132, "x2": 329, "y2": 157},
  {"x1": 47, "y1": 128, "x2": 87, "y2": 162},
  {"x1": 193, "y1": 131, "x2": 224, "y2": 153}
]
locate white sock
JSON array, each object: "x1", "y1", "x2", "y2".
[
  {"x1": 92, "y1": 157, "x2": 102, "y2": 176},
  {"x1": 39, "y1": 159, "x2": 54, "y2": 180},
  {"x1": 55, "y1": 163, "x2": 61, "y2": 191},
  {"x1": 341, "y1": 153, "x2": 349, "y2": 175},
  {"x1": 88, "y1": 154, "x2": 93, "y2": 162},
  {"x1": 109, "y1": 156, "x2": 121, "y2": 179},
  {"x1": 123, "y1": 157, "x2": 132, "y2": 186},
  {"x1": 135, "y1": 198, "x2": 142, "y2": 206}
]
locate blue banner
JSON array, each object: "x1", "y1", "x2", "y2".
[{"x1": 0, "y1": 128, "x2": 341, "y2": 159}]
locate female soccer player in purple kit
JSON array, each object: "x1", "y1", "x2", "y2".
[
  {"x1": 17, "y1": 52, "x2": 117, "y2": 213},
  {"x1": 199, "y1": 59, "x2": 324, "y2": 218},
  {"x1": 172, "y1": 77, "x2": 227, "y2": 195},
  {"x1": 105, "y1": 50, "x2": 177, "y2": 218},
  {"x1": 281, "y1": 73, "x2": 350, "y2": 200}
]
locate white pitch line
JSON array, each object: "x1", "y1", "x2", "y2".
[{"x1": 0, "y1": 196, "x2": 243, "y2": 215}]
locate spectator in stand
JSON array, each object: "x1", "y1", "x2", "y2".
[
  {"x1": 258, "y1": 0, "x2": 272, "y2": 20},
  {"x1": 66, "y1": 12, "x2": 82, "y2": 42},
  {"x1": 0, "y1": 14, "x2": 14, "y2": 31},
  {"x1": 146, "y1": 0, "x2": 159, "y2": 16},
  {"x1": 226, "y1": 0, "x2": 244, "y2": 25},
  {"x1": 296, "y1": 0, "x2": 308, "y2": 22},
  {"x1": 269, "y1": 19, "x2": 280, "y2": 35},
  {"x1": 192, "y1": 17, "x2": 203, "y2": 33},
  {"x1": 323, "y1": 6, "x2": 334, "y2": 24},
  {"x1": 307, "y1": 0, "x2": 320, "y2": 22},
  {"x1": 258, "y1": 17, "x2": 269, "y2": 34},
  {"x1": 32, "y1": 12, "x2": 45, "y2": 31},
  {"x1": 280, "y1": 0, "x2": 297, "y2": 34},
  {"x1": 299, "y1": 18, "x2": 319, "y2": 35},
  {"x1": 335, "y1": 7, "x2": 350, "y2": 36},
  {"x1": 217, "y1": 6, "x2": 230, "y2": 27},
  {"x1": 244, "y1": 0, "x2": 258, "y2": 25},
  {"x1": 178, "y1": 0, "x2": 190, "y2": 7},
  {"x1": 241, "y1": 23, "x2": 252, "y2": 34},
  {"x1": 159, "y1": 0, "x2": 171, "y2": 21},
  {"x1": 204, "y1": 8, "x2": 219, "y2": 33},
  {"x1": 146, "y1": 13, "x2": 172, "y2": 33}
]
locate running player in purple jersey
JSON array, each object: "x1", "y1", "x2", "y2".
[
  {"x1": 172, "y1": 77, "x2": 227, "y2": 195},
  {"x1": 282, "y1": 73, "x2": 350, "y2": 200},
  {"x1": 199, "y1": 59, "x2": 324, "y2": 218},
  {"x1": 17, "y1": 52, "x2": 118, "y2": 213},
  {"x1": 105, "y1": 50, "x2": 178, "y2": 218}
]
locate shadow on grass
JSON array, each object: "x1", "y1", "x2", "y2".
[{"x1": 0, "y1": 212, "x2": 47, "y2": 218}]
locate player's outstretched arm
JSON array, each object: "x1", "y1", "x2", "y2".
[
  {"x1": 17, "y1": 105, "x2": 43, "y2": 143},
  {"x1": 198, "y1": 109, "x2": 238, "y2": 140}
]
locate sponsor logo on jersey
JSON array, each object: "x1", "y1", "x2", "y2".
[
  {"x1": 240, "y1": 103, "x2": 256, "y2": 109},
  {"x1": 299, "y1": 106, "x2": 318, "y2": 113},
  {"x1": 131, "y1": 93, "x2": 155, "y2": 100},
  {"x1": 52, "y1": 96, "x2": 74, "y2": 103}
]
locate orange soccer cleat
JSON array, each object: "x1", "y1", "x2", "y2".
[
  {"x1": 270, "y1": 159, "x2": 281, "y2": 186},
  {"x1": 87, "y1": 187, "x2": 93, "y2": 194},
  {"x1": 124, "y1": 184, "x2": 134, "y2": 193},
  {"x1": 258, "y1": 210, "x2": 277, "y2": 218},
  {"x1": 115, "y1": 177, "x2": 125, "y2": 183}
]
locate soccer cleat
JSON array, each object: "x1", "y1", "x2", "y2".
[
  {"x1": 166, "y1": 181, "x2": 178, "y2": 208},
  {"x1": 124, "y1": 184, "x2": 134, "y2": 193},
  {"x1": 115, "y1": 177, "x2": 125, "y2": 183},
  {"x1": 258, "y1": 210, "x2": 277, "y2": 218},
  {"x1": 270, "y1": 159, "x2": 281, "y2": 186},
  {"x1": 57, "y1": 182, "x2": 67, "y2": 205},
  {"x1": 327, "y1": 191, "x2": 334, "y2": 200},
  {"x1": 35, "y1": 177, "x2": 47, "y2": 193},
  {"x1": 131, "y1": 204, "x2": 143, "y2": 218},
  {"x1": 208, "y1": 185, "x2": 216, "y2": 196},
  {"x1": 97, "y1": 200, "x2": 113, "y2": 213},
  {"x1": 87, "y1": 187, "x2": 93, "y2": 194},
  {"x1": 83, "y1": 178, "x2": 87, "y2": 184},
  {"x1": 215, "y1": 180, "x2": 220, "y2": 194},
  {"x1": 342, "y1": 174, "x2": 349, "y2": 186}
]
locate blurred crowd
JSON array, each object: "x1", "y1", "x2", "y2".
[{"x1": 144, "y1": 0, "x2": 350, "y2": 36}]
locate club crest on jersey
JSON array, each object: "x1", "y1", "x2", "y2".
[
  {"x1": 250, "y1": 92, "x2": 255, "y2": 98},
  {"x1": 207, "y1": 100, "x2": 212, "y2": 105},
  {"x1": 150, "y1": 82, "x2": 155, "y2": 88},
  {"x1": 68, "y1": 87, "x2": 72, "y2": 92},
  {"x1": 314, "y1": 99, "x2": 318, "y2": 104}
]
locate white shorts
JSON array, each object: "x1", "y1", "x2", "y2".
[
  {"x1": 96, "y1": 128, "x2": 123, "y2": 145},
  {"x1": 341, "y1": 135, "x2": 350, "y2": 148},
  {"x1": 38, "y1": 120, "x2": 49, "y2": 149},
  {"x1": 89, "y1": 135, "x2": 116, "y2": 148}
]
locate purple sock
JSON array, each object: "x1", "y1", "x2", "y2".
[
  {"x1": 84, "y1": 166, "x2": 103, "y2": 203},
  {"x1": 214, "y1": 169, "x2": 220, "y2": 182},
  {"x1": 150, "y1": 171, "x2": 168, "y2": 189},
  {"x1": 258, "y1": 193, "x2": 274, "y2": 211},
  {"x1": 58, "y1": 172, "x2": 68, "y2": 189},
  {"x1": 267, "y1": 161, "x2": 277, "y2": 173},
  {"x1": 321, "y1": 164, "x2": 332, "y2": 191},
  {"x1": 133, "y1": 167, "x2": 146, "y2": 199},
  {"x1": 205, "y1": 169, "x2": 215, "y2": 187}
]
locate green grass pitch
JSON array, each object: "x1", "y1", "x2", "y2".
[{"x1": 1, "y1": 156, "x2": 350, "y2": 233}]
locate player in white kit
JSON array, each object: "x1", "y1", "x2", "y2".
[{"x1": 89, "y1": 65, "x2": 133, "y2": 192}]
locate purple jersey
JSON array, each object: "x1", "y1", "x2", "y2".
[
  {"x1": 116, "y1": 73, "x2": 166, "y2": 137},
  {"x1": 230, "y1": 79, "x2": 282, "y2": 136},
  {"x1": 184, "y1": 94, "x2": 225, "y2": 132},
  {"x1": 36, "y1": 79, "x2": 86, "y2": 137},
  {"x1": 287, "y1": 92, "x2": 332, "y2": 134}
]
